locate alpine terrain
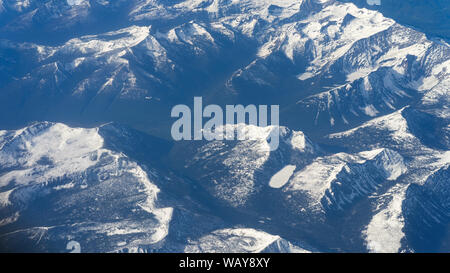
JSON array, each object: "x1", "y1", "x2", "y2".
[{"x1": 0, "y1": 0, "x2": 448, "y2": 253}]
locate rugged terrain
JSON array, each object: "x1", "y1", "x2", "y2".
[{"x1": 0, "y1": 0, "x2": 448, "y2": 252}]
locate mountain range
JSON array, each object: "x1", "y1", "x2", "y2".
[{"x1": 0, "y1": 0, "x2": 448, "y2": 253}]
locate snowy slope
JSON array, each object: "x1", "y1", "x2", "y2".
[
  {"x1": 170, "y1": 125, "x2": 317, "y2": 208},
  {"x1": 184, "y1": 228, "x2": 311, "y2": 253},
  {"x1": 285, "y1": 148, "x2": 406, "y2": 212},
  {"x1": 0, "y1": 122, "x2": 315, "y2": 253},
  {"x1": 0, "y1": 122, "x2": 175, "y2": 252}
]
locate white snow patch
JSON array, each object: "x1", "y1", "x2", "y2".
[
  {"x1": 287, "y1": 148, "x2": 406, "y2": 207},
  {"x1": 364, "y1": 184, "x2": 407, "y2": 253},
  {"x1": 287, "y1": 154, "x2": 351, "y2": 202},
  {"x1": 362, "y1": 105, "x2": 379, "y2": 117},
  {"x1": 433, "y1": 151, "x2": 450, "y2": 168},
  {"x1": 133, "y1": 165, "x2": 173, "y2": 243},
  {"x1": 203, "y1": 123, "x2": 280, "y2": 153},
  {"x1": 329, "y1": 108, "x2": 415, "y2": 142},
  {"x1": 360, "y1": 148, "x2": 407, "y2": 180},
  {"x1": 288, "y1": 130, "x2": 313, "y2": 153},
  {"x1": 106, "y1": 227, "x2": 143, "y2": 236},
  {"x1": 53, "y1": 182, "x2": 76, "y2": 191},
  {"x1": 367, "y1": 0, "x2": 381, "y2": 6},
  {"x1": 161, "y1": 22, "x2": 214, "y2": 46},
  {"x1": 184, "y1": 228, "x2": 310, "y2": 253},
  {"x1": 297, "y1": 72, "x2": 315, "y2": 81},
  {"x1": 205, "y1": 0, "x2": 219, "y2": 13},
  {"x1": 0, "y1": 212, "x2": 20, "y2": 227},
  {"x1": 67, "y1": 0, "x2": 87, "y2": 6},
  {"x1": 0, "y1": 189, "x2": 13, "y2": 207},
  {"x1": 61, "y1": 26, "x2": 150, "y2": 56},
  {"x1": 0, "y1": 123, "x2": 105, "y2": 188},
  {"x1": 66, "y1": 57, "x2": 85, "y2": 70}
]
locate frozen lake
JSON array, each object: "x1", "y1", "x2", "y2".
[{"x1": 269, "y1": 165, "x2": 296, "y2": 189}]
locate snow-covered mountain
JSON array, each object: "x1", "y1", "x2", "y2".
[
  {"x1": 0, "y1": 122, "x2": 172, "y2": 252},
  {"x1": 184, "y1": 228, "x2": 311, "y2": 253},
  {"x1": 0, "y1": 122, "x2": 309, "y2": 253},
  {"x1": 169, "y1": 125, "x2": 318, "y2": 208},
  {"x1": 1, "y1": 0, "x2": 448, "y2": 138},
  {"x1": 0, "y1": 0, "x2": 448, "y2": 252},
  {"x1": 343, "y1": 0, "x2": 450, "y2": 40}
]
